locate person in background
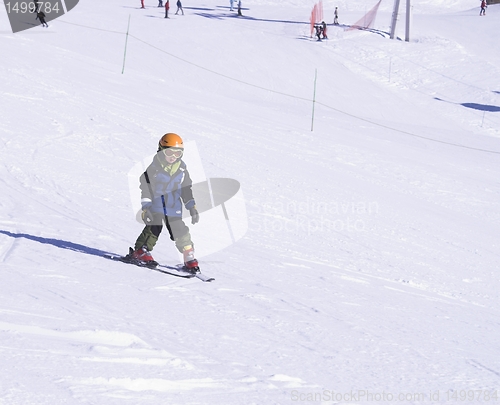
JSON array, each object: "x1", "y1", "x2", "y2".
[
  {"x1": 334, "y1": 7, "x2": 339, "y2": 25},
  {"x1": 479, "y1": 0, "x2": 487, "y2": 15},
  {"x1": 175, "y1": 0, "x2": 184, "y2": 15},
  {"x1": 165, "y1": 0, "x2": 170, "y2": 18},
  {"x1": 32, "y1": 0, "x2": 40, "y2": 13},
  {"x1": 314, "y1": 23, "x2": 323, "y2": 40},
  {"x1": 36, "y1": 10, "x2": 48, "y2": 27}
]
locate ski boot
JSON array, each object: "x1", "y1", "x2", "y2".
[
  {"x1": 126, "y1": 246, "x2": 158, "y2": 268},
  {"x1": 183, "y1": 246, "x2": 199, "y2": 274}
]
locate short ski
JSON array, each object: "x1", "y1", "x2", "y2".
[{"x1": 104, "y1": 253, "x2": 214, "y2": 282}]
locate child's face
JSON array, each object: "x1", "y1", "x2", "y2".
[
  {"x1": 163, "y1": 148, "x2": 183, "y2": 164},
  {"x1": 165, "y1": 155, "x2": 177, "y2": 164}
]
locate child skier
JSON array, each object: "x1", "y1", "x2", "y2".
[{"x1": 126, "y1": 133, "x2": 200, "y2": 272}]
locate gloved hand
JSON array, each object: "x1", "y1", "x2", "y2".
[
  {"x1": 141, "y1": 208, "x2": 154, "y2": 225},
  {"x1": 189, "y1": 206, "x2": 199, "y2": 225},
  {"x1": 140, "y1": 199, "x2": 153, "y2": 225}
]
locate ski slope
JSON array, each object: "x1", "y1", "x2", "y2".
[{"x1": 1, "y1": 0, "x2": 499, "y2": 403}]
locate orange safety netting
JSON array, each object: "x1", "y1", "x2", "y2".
[
  {"x1": 310, "y1": 0, "x2": 324, "y2": 37},
  {"x1": 346, "y1": 0, "x2": 382, "y2": 31}
]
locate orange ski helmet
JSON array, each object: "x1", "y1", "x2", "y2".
[{"x1": 158, "y1": 133, "x2": 184, "y2": 150}]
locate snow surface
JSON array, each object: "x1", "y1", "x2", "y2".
[{"x1": 1, "y1": 0, "x2": 500, "y2": 403}]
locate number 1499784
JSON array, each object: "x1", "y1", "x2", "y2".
[{"x1": 5, "y1": 1, "x2": 61, "y2": 14}]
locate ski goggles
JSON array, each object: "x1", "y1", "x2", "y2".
[{"x1": 163, "y1": 148, "x2": 183, "y2": 158}]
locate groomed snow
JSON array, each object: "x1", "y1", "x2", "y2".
[{"x1": 1, "y1": 0, "x2": 499, "y2": 403}]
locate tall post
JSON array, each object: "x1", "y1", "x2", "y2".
[
  {"x1": 122, "y1": 15, "x2": 131, "y2": 74},
  {"x1": 311, "y1": 69, "x2": 317, "y2": 132},
  {"x1": 405, "y1": 0, "x2": 411, "y2": 41},
  {"x1": 390, "y1": 0, "x2": 400, "y2": 39}
]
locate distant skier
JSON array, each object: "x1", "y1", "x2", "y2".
[
  {"x1": 333, "y1": 7, "x2": 339, "y2": 25},
  {"x1": 126, "y1": 133, "x2": 200, "y2": 272},
  {"x1": 321, "y1": 21, "x2": 328, "y2": 38},
  {"x1": 479, "y1": 0, "x2": 487, "y2": 15},
  {"x1": 165, "y1": 0, "x2": 170, "y2": 17},
  {"x1": 175, "y1": 0, "x2": 184, "y2": 15},
  {"x1": 140, "y1": 0, "x2": 145, "y2": 8},
  {"x1": 230, "y1": 0, "x2": 234, "y2": 11},
  {"x1": 314, "y1": 24, "x2": 323, "y2": 41},
  {"x1": 237, "y1": 0, "x2": 242, "y2": 16},
  {"x1": 158, "y1": 0, "x2": 163, "y2": 7},
  {"x1": 36, "y1": 10, "x2": 48, "y2": 27},
  {"x1": 32, "y1": 0, "x2": 40, "y2": 13}
]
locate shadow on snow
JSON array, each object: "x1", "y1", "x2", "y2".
[
  {"x1": 435, "y1": 98, "x2": 500, "y2": 112},
  {"x1": 461, "y1": 103, "x2": 500, "y2": 112},
  {"x1": 0, "y1": 229, "x2": 113, "y2": 259}
]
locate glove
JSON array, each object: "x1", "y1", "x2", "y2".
[
  {"x1": 140, "y1": 198, "x2": 153, "y2": 224},
  {"x1": 189, "y1": 206, "x2": 199, "y2": 225},
  {"x1": 141, "y1": 208, "x2": 154, "y2": 225}
]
